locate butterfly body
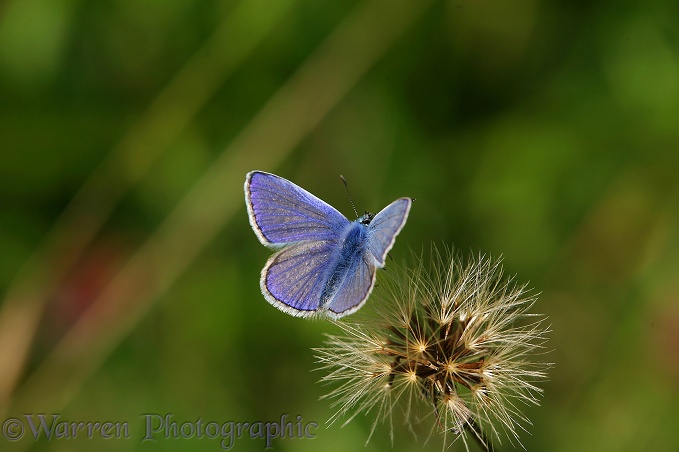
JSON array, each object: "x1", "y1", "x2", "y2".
[
  {"x1": 318, "y1": 222, "x2": 369, "y2": 305},
  {"x1": 245, "y1": 171, "x2": 410, "y2": 319}
]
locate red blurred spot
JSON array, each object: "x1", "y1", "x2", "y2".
[{"x1": 44, "y1": 237, "x2": 128, "y2": 340}]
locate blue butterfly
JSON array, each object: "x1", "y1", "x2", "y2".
[{"x1": 244, "y1": 171, "x2": 411, "y2": 319}]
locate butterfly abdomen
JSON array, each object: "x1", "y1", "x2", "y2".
[{"x1": 319, "y1": 222, "x2": 368, "y2": 308}]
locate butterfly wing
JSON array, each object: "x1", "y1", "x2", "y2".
[
  {"x1": 324, "y1": 252, "x2": 376, "y2": 319},
  {"x1": 261, "y1": 239, "x2": 337, "y2": 317},
  {"x1": 366, "y1": 197, "x2": 412, "y2": 266},
  {"x1": 245, "y1": 171, "x2": 350, "y2": 246}
]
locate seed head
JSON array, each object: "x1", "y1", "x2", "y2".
[{"x1": 314, "y1": 247, "x2": 550, "y2": 450}]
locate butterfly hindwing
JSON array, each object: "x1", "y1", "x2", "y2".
[
  {"x1": 261, "y1": 239, "x2": 337, "y2": 317},
  {"x1": 325, "y1": 252, "x2": 376, "y2": 319}
]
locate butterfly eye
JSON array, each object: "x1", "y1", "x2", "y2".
[{"x1": 359, "y1": 212, "x2": 374, "y2": 225}]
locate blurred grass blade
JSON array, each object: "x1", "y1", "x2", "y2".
[{"x1": 0, "y1": 0, "x2": 296, "y2": 409}]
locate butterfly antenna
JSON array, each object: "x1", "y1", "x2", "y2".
[{"x1": 340, "y1": 175, "x2": 359, "y2": 219}]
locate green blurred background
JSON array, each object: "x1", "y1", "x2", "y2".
[{"x1": 1, "y1": 0, "x2": 678, "y2": 450}]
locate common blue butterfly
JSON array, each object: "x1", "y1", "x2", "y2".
[{"x1": 244, "y1": 171, "x2": 411, "y2": 319}]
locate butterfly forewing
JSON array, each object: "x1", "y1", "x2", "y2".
[
  {"x1": 245, "y1": 171, "x2": 349, "y2": 246},
  {"x1": 367, "y1": 198, "x2": 412, "y2": 266}
]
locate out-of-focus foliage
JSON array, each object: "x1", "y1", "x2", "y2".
[{"x1": 1, "y1": 0, "x2": 678, "y2": 450}]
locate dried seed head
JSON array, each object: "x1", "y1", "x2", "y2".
[{"x1": 314, "y1": 246, "x2": 551, "y2": 450}]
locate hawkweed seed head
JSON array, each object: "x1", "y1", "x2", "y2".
[{"x1": 314, "y1": 246, "x2": 550, "y2": 451}]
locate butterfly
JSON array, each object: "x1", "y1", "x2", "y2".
[{"x1": 244, "y1": 170, "x2": 411, "y2": 319}]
